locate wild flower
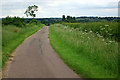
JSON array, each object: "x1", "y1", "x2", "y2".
[
  {"x1": 106, "y1": 31, "x2": 108, "y2": 33},
  {"x1": 99, "y1": 35, "x2": 103, "y2": 38},
  {"x1": 109, "y1": 41, "x2": 112, "y2": 43},
  {"x1": 105, "y1": 42, "x2": 110, "y2": 45},
  {"x1": 100, "y1": 28, "x2": 104, "y2": 30},
  {"x1": 85, "y1": 29, "x2": 87, "y2": 32},
  {"x1": 100, "y1": 26, "x2": 102, "y2": 28},
  {"x1": 105, "y1": 25, "x2": 109, "y2": 27},
  {"x1": 102, "y1": 39, "x2": 105, "y2": 41},
  {"x1": 97, "y1": 34, "x2": 101, "y2": 37},
  {"x1": 75, "y1": 28, "x2": 79, "y2": 31},
  {"x1": 82, "y1": 33, "x2": 85, "y2": 34},
  {"x1": 88, "y1": 37, "x2": 90, "y2": 39},
  {"x1": 109, "y1": 29, "x2": 112, "y2": 31},
  {"x1": 72, "y1": 28, "x2": 74, "y2": 30},
  {"x1": 90, "y1": 30, "x2": 92, "y2": 33},
  {"x1": 70, "y1": 30, "x2": 72, "y2": 32},
  {"x1": 96, "y1": 32, "x2": 99, "y2": 34},
  {"x1": 64, "y1": 26, "x2": 68, "y2": 29},
  {"x1": 109, "y1": 33, "x2": 112, "y2": 36}
]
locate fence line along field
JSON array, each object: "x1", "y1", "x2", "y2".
[{"x1": 49, "y1": 22, "x2": 118, "y2": 78}]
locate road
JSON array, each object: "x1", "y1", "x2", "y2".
[{"x1": 4, "y1": 26, "x2": 79, "y2": 78}]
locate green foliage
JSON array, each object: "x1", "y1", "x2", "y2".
[
  {"x1": 24, "y1": 5, "x2": 38, "y2": 18},
  {"x1": 25, "y1": 19, "x2": 43, "y2": 28},
  {"x1": 49, "y1": 24, "x2": 118, "y2": 78},
  {"x1": 29, "y1": 19, "x2": 41, "y2": 25},
  {"x1": 62, "y1": 15, "x2": 76, "y2": 22},
  {"x1": 113, "y1": 19, "x2": 120, "y2": 22},
  {"x1": 2, "y1": 16, "x2": 25, "y2": 27},
  {"x1": 62, "y1": 22, "x2": 118, "y2": 41},
  {"x1": 62, "y1": 15, "x2": 65, "y2": 21}
]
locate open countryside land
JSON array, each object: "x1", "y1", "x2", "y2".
[{"x1": 1, "y1": 0, "x2": 119, "y2": 80}]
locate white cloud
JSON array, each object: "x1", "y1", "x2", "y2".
[{"x1": 1, "y1": 0, "x2": 119, "y2": 18}]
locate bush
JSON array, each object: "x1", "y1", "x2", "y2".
[
  {"x1": 2, "y1": 16, "x2": 25, "y2": 27},
  {"x1": 28, "y1": 19, "x2": 42, "y2": 27},
  {"x1": 29, "y1": 19, "x2": 38, "y2": 24}
]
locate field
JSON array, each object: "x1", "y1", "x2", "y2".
[
  {"x1": 49, "y1": 22, "x2": 118, "y2": 78},
  {"x1": 2, "y1": 23, "x2": 44, "y2": 67}
]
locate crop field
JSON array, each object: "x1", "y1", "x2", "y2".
[
  {"x1": 2, "y1": 23, "x2": 44, "y2": 67},
  {"x1": 49, "y1": 22, "x2": 118, "y2": 78}
]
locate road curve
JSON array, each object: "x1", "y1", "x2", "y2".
[{"x1": 5, "y1": 26, "x2": 80, "y2": 78}]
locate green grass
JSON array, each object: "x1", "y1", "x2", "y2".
[
  {"x1": 62, "y1": 22, "x2": 118, "y2": 41},
  {"x1": 2, "y1": 23, "x2": 45, "y2": 67},
  {"x1": 49, "y1": 24, "x2": 118, "y2": 78}
]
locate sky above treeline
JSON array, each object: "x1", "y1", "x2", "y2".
[{"x1": 0, "y1": 0, "x2": 119, "y2": 18}]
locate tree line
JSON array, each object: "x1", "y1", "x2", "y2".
[
  {"x1": 62, "y1": 15, "x2": 76, "y2": 23},
  {"x1": 2, "y1": 16, "x2": 25, "y2": 27}
]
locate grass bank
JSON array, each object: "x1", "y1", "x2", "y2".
[
  {"x1": 2, "y1": 23, "x2": 45, "y2": 67},
  {"x1": 62, "y1": 22, "x2": 118, "y2": 41},
  {"x1": 49, "y1": 24, "x2": 118, "y2": 78}
]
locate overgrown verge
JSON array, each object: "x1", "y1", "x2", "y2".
[
  {"x1": 61, "y1": 22, "x2": 118, "y2": 41},
  {"x1": 2, "y1": 22, "x2": 45, "y2": 67},
  {"x1": 49, "y1": 23, "x2": 118, "y2": 78}
]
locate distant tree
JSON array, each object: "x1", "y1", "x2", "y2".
[
  {"x1": 24, "y1": 5, "x2": 38, "y2": 18},
  {"x1": 62, "y1": 15, "x2": 76, "y2": 22},
  {"x1": 71, "y1": 17, "x2": 76, "y2": 22},
  {"x1": 2, "y1": 16, "x2": 25, "y2": 27},
  {"x1": 62, "y1": 15, "x2": 66, "y2": 21},
  {"x1": 73, "y1": 17, "x2": 75, "y2": 21},
  {"x1": 66, "y1": 16, "x2": 70, "y2": 22},
  {"x1": 66, "y1": 16, "x2": 74, "y2": 22},
  {"x1": 114, "y1": 19, "x2": 120, "y2": 22}
]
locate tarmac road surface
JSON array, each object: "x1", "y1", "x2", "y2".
[{"x1": 5, "y1": 26, "x2": 80, "y2": 78}]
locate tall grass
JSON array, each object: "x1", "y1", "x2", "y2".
[
  {"x1": 2, "y1": 23, "x2": 45, "y2": 66},
  {"x1": 62, "y1": 22, "x2": 118, "y2": 41},
  {"x1": 49, "y1": 24, "x2": 118, "y2": 78}
]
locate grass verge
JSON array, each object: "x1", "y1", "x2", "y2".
[
  {"x1": 49, "y1": 24, "x2": 118, "y2": 78},
  {"x1": 2, "y1": 24, "x2": 45, "y2": 67}
]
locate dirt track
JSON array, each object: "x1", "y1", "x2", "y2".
[{"x1": 4, "y1": 26, "x2": 79, "y2": 78}]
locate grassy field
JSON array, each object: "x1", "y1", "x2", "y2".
[
  {"x1": 49, "y1": 23, "x2": 118, "y2": 78},
  {"x1": 2, "y1": 23, "x2": 45, "y2": 67}
]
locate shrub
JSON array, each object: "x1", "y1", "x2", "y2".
[
  {"x1": 28, "y1": 19, "x2": 42, "y2": 27},
  {"x1": 2, "y1": 16, "x2": 25, "y2": 27}
]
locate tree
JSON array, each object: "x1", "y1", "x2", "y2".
[
  {"x1": 24, "y1": 5, "x2": 38, "y2": 18},
  {"x1": 73, "y1": 17, "x2": 75, "y2": 21},
  {"x1": 66, "y1": 16, "x2": 72, "y2": 22},
  {"x1": 62, "y1": 15, "x2": 65, "y2": 21},
  {"x1": 2, "y1": 16, "x2": 25, "y2": 27}
]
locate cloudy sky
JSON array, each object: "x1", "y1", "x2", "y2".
[{"x1": 0, "y1": 0, "x2": 119, "y2": 18}]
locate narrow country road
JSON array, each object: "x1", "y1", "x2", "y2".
[{"x1": 4, "y1": 26, "x2": 79, "y2": 78}]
